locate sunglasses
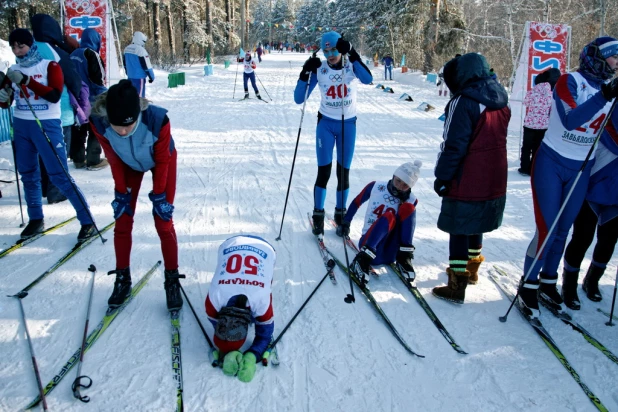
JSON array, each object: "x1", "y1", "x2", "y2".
[{"x1": 323, "y1": 48, "x2": 340, "y2": 57}]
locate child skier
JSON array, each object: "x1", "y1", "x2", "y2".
[{"x1": 243, "y1": 52, "x2": 261, "y2": 99}]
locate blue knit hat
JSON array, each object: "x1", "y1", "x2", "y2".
[
  {"x1": 321, "y1": 31, "x2": 341, "y2": 50},
  {"x1": 597, "y1": 36, "x2": 618, "y2": 58}
]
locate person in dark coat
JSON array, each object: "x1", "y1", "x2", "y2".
[{"x1": 432, "y1": 53, "x2": 511, "y2": 304}]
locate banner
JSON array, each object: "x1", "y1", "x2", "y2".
[{"x1": 526, "y1": 21, "x2": 570, "y2": 92}]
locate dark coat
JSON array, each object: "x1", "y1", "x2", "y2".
[{"x1": 435, "y1": 53, "x2": 511, "y2": 235}]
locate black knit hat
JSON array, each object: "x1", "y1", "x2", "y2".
[
  {"x1": 9, "y1": 28, "x2": 34, "y2": 47},
  {"x1": 106, "y1": 80, "x2": 141, "y2": 126}
]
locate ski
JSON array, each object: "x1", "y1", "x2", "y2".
[
  {"x1": 597, "y1": 308, "x2": 618, "y2": 322},
  {"x1": 307, "y1": 213, "x2": 337, "y2": 285},
  {"x1": 0, "y1": 216, "x2": 77, "y2": 259},
  {"x1": 170, "y1": 310, "x2": 184, "y2": 412},
  {"x1": 238, "y1": 97, "x2": 269, "y2": 103},
  {"x1": 494, "y1": 266, "x2": 618, "y2": 367},
  {"x1": 25, "y1": 260, "x2": 161, "y2": 409},
  {"x1": 17, "y1": 221, "x2": 115, "y2": 294},
  {"x1": 489, "y1": 270, "x2": 608, "y2": 412}
]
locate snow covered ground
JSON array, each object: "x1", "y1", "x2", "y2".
[{"x1": 0, "y1": 51, "x2": 616, "y2": 412}]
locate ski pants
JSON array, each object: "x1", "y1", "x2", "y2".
[
  {"x1": 243, "y1": 72, "x2": 258, "y2": 93},
  {"x1": 314, "y1": 115, "x2": 357, "y2": 210},
  {"x1": 564, "y1": 201, "x2": 618, "y2": 270},
  {"x1": 519, "y1": 127, "x2": 546, "y2": 174},
  {"x1": 13, "y1": 117, "x2": 92, "y2": 224},
  {"x1": 448, "y1": 234, "x2": 483, "y2": 272},
  {"x1": 524, "y1": 144, "x2": 594, "y2": 281},
  {"x1": 129, "y1": 78, "x2": 146, "y2": 98},
  {"x1": 359, "y1": 208, "x2": 416, "y2": 265},
  {"x1": 384, "y1": 65, "x2": 392, "y2": 80},
  {"x1": 114, "y1": 150, "x2": 178, "y2": 271}
]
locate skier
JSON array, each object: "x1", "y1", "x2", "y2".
[
  {"x1": 382, "y1": 54, "x2": 394, "y2": 80},
  {"x1": 70, "y1": 28, "x2": 109, "y2": 171},
  {"x1": 336, "y1": 161, "x2": 422, "y2": 283},
  {"x1": 561, "y1": 107, "x2": 618, "y2": 309},
  {"x1": 242, "y1": 51, "x2": 261, "y2": 99},
  {"x1": 0, "y1": 28, "x2": 96, "y2": 241},
  {"x1": 89, "y1": 80, "x2": 184, "y2": 311},
  {"x1": 123, "y1": 32, "x2": 154, "y2": 97},
  {"x1": 518, "y1": 68, "x2": 561, "y2": 176},
  {"x1": 432, "y1": 53, "x2": 511, "y2": 304},
  {"x1": 518, "y1": 37, "x2": 618, "y2": 318},
  {"x1": 293, "y1": 31, "x2": 373, "y2": 235},
  {"x1": 205, "y1": 235, "x2": 275, "y2": 383},
  {"x1": 256, "y1": 44, "x2": 263, "y2": 63}
]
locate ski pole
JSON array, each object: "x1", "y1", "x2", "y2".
[
  {"x1": 18, "y1": 86, "x2": 107, "y2": 244},
  {"x1": 263, "y1": 260, "x2": 335, "y2": 365},
  {"x1": 254, "y1": 72, "x2": 272, "y2": 101},
  {"x1": 233, "y1": 53, "x2": 240, "y2": 100},
  {"x1": 606, "y1": 266, "x2": 618, "y2": 327},
  {"x1": 178, "y1": 284, "x2": 219, "y2": 366},
  {"x1": 7, "y1": 103, "x2": 25, "y2": 227},
  {"x1": 72, "y1": 264, "x2": 97, "y2": 403},
  {"x1": 275, "y1": 50, "x2": 319, "y2": 241},
  {"x1": 9, "y1": 291, "x2": 48, "y2": 411},
  {"x1": 500, "y1": 98, "x2": 618, "y2": 322}
]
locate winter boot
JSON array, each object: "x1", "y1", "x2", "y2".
[
  {"x1": 312, "y1": 209, "x2": 325, "y2": 236},
  {"x1": 561, "y1": 268, "x2": 581, "y2": 310},
  {"x1": 256, "y1": 93, "x2": 262, "y2": 100},
  {"x1": 432, "y1": 268, "x2": 470, "y2": 304},
  {"x1": 539, "y1": 272, "x2": 564, "y2": 312},
  {"x1": 582, "y1": 264, "x2": 605, "y2": 302},
  {"x1": 244, "y1": 91, "x2": 249, "y2": 99},
  {"x1": 87, "y1": 158, "x2": 109, "y2": 171},
  {"x1": 164, "y1": 269, "x2": 186, "y2": 311},
  {"x1": 108, "y1": 268, "x2": 132, "y2": 308},
  {"x1": 334, "y1": 208, "x2": 346, "y2": 226},
  {"x1": 517, "y1": 278, "x2": 540, "y2": 319},
  {"x1": 20, "y1": 219, "x2": 44, "y2": 239},
  {"x1": 351, "y1": 246, "x2": 376, "y2": 284},
  {"x1": 77, "y1": 224, "x2": 96, "y2": 242},
  {"x1": 466, "y1": 255, "x2": 485, "y2": 285}
]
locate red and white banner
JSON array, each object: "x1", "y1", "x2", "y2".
[
  {"x1": 526, "y1": 21, "x2": 570, "y2": 92},
  {"x1": 63, "y1": 0, "x2": 108, "y2": 74}
]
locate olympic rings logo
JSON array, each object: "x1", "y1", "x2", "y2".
[{"x1": 329, "y1": 74, "x2": 342, "y2": 82}]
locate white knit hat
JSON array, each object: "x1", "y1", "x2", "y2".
[{"x1": 393, "y1": 160, "x2": 422, "y2": 188}]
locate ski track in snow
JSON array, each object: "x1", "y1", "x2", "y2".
[{"x1": 0, "y1": 52, "x2": 616, "y2": 411}]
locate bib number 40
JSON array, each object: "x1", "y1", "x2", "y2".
[{"x1": 326, "y1": 84, "x2": 348, "y2": 99}]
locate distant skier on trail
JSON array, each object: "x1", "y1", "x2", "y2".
[
  {"x1": 294, "y1": 31, "x2": 373, "y2": 235},
  {"x1": 336, "y1": 161, "x2": 422, "y2": 283},
  {"x1": 205, "y1": 235, "x2": 275, "y2": 383},
  {"x1": 242, "y1": 51, "x2": 261, "y2": 100},
  {"x1": 90, "y1": 80, "x2": 184, "y2": 312},
  {"x1": 123, "y1": 31, "x2": 154, "y2": 97},
  {"x1": 518, "y1": 36, "x2": 618, "y2": 319},
  {"x1": 382, "y1": 53, "x2": 394, "y2": 80}
]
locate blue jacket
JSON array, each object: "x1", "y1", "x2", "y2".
[{"x1": 70, "y1": 28, "x2": 107, "y2": 101}]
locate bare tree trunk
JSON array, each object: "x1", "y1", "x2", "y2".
[
  {"x1": 226, "y1": 0, "x2": 233, "y2": 48},
  {"x1": 153, "y1": 0, "x2": 162, "y2": 64},
  {"x1": 240, "y1": 0, "x2": 245, "y2": 49},
  {"x1": 505, "y1": 4, "x2": 516, "y2": 71},
  {"x1": 146, "y1": 0, "x2": 153, "y2": 38},
  {"x1": 166, "y1": 3, "x2": 176, "y2": 62},
  {"x1": 182, "y1": 1, "x2": 189, "y2": 62},
  {"x1": 541, "y1": 0, "x2": 551, "y2": 22},
  {"x1": 600, "y1": 0, "x2": 606, "y2": 35}
]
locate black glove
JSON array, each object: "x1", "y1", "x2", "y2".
[
  {"x1": 336, "y1": 221, "x2": 350, "y2": 237},
  {"x1": 434, "y1": 178, "x2": 451, "y2": 197},
  {"x1": 396, "y1": 245, "x2": 415, "y2": 274},
  {"x1": 148, "y1": 77, "x2": 154, "y2": 84},
  {"x1": 436, "y1": 80, "x2": 442, "y2": 86},
  {"x1": 348, "y1": 48, "x2": 360, "y2": 63},
  {"x1": 335, "y1": 38, "x2": 351, "y2": 55},
  {"x1": 601, "y1": 78, "x2": 618, "y2": 101},
  {"x1": 300, "y1": 57, "x2": 321, "y2": 81}
]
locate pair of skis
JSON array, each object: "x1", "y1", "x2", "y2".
[
  {"x1": 0, "y1": 217, "x2": 77, "y2": 259},
  {"x1": 238, "y1": 96, "x2": 269, "y2": 103}
]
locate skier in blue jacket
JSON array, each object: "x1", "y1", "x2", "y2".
[
  {"x1": 294, "y1": 31, "x2": 373, "y2": 235},
  {"x1": 382, "y1": 54, "x2": 394, "y2": 80},
  {"x1": 123, "y1": 32, "x2": 154, "y2": 97}
]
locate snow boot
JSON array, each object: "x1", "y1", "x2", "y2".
[
  {"x1": 517, "y1": 278, "x2": 540, "y2": 319},
  {"x1": 77, "y1": 224, "x2": 96, "y2": 242},
  {"x1": 582, "y1": 264, "x2": 605, "y2": 302},
  {"x1": 312, "y1": 209, "x2": 325, "y2": 236},
  {"x1": 351, "y1": 246, "x2": 376, "y2": 284},
  {"x1": 432, "y1": 268, "x2": 470, "y2": 304},
  {"x1": 561, "y1": 268, "x2": 581, "y2": 310},
  {"x1": 539, "y1": 272, "x2": 564, "y2": 312},
  {"x1": 164, "y1": 269, "x2": 186, "y2": 311},
  {"x1": 108, "y1": 268, "x2": 132, "y2": 308},
  {"x1": 20, "y1": 219, "x2": 44, "y2": 239},
  {"x1": 334, "y1": 208, "x2": 346, "y2": 226},
  {"x1": 466, "y1": 255, "x2": 484, "y2": 285}
]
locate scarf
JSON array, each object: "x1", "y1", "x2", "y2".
[{"x1": 16, "y1": 44, "x2": 43, "y2": 68}]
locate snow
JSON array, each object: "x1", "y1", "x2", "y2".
[{"x1": 0, "y1": 51, "x2": 617, "y2": 412}]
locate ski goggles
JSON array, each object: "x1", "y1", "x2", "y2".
[{"x1": 323, "y1": 48, "x2": 340, "y2": 57}]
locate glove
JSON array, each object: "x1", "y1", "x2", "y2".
[
  {"x1": 302, "y1": 57, "x2": 321, "y2": 73},
  {"x1": 396, "y1": 245, "x2": 415, "y2": 273},
  {"x1": 335, "y1": 38, "x2": 351, "y2": 55},
  {"x1": 148, "y1": 77, "x2": 154, "y2": 84},
  {"x1": 222, "y1": 351, "x2": 243, "y2": 376},
  {"x1": 601, "y1": 78, "x2": 618, "y2": 101},
  {"x1": 336, "y1": 221, "x2": 350, "y2": 237},
  {"x1": 436, "y1": 80, "x2": 442, "y2": 86},
  {"x1": 149, "y1": 191, "x2": 174, "y2": 221},
  {"x1": 434, "y1": 178, "x2": 451, "y2": 197},
  {"x1": 237, "y1": 352, "x2": 257, "y2": 383},
  {"x1": 7, "y1": 68, "x2": 29, "y2": 85},
  {"x1": 0, "y1": 87, "x2": 13, "y2": 104},
  {"x1": 111, "y1": 190, "x2": 134, "y2": 220}
]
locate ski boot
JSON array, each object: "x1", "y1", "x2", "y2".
[
  {"x1": 517, "y1": 278, "x2": 540, "y2": 319},
  {"x1": 538, "y1": 272, "x2": 565, "y2": 313},
  {"x1": 312, "y1": 209, "x2": 325, "y2": 236},
  {"x1": 334, "y1": 208, "x2": 346, "y2": 226},
  {"x1": 396, "y1": 245, "x2": 415, "y2": 279},
  {"x1": 432, "y1": 268, "x2": 470, "y2": 304},
  {"x1": 108, "y1": 268, "x2": 132, "y2": 309},
  {"x1": 561, "y1": 268, "x2": 581, "y2": 310},
  {"x1": 256, "y1": 92, "x2": 262, "y2": 100},
  {"x1": 77, "y1": 224, "x2": 96, "y2": 242},
  {"x1": 351, "y1": 246, "x2": 376, "y2": 285},
  {"x1": 164, "y1": 269, "x2": 186, "y2": 311},
  {"x1": 582, "y1": 264, "x2": 605, "y2": 302},
  {"x1": 20, "y1": 219, "x2": 44, "y2": 239},
  {"x1": 244, "y1": 91, "x2": 249, "y2": 99}
]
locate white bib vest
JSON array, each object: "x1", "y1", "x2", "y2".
[
  {"x1": 360, "y1": 181, "x2": 417, "y2": 235},
  {"x1": 10, "y1": 60, "x2": 61, "y2": 120},
  {"x1": 316, "y1": 60, "x2": 359, "y2": 120}
]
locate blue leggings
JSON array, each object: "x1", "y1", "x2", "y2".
[
  {"x1": 524, "y1": 144, "x2": 593, "y2": 281},
  {"x1": 384, "y1": 66, "x2": 392, "y2": 80},
  {"x1": 13, "y1": 118, "x2": 92, "y2": 224},
  {"x1": 314, "y1": 115, "x2": 357, "y2": 210},
  {"x1": 243, "y1": 72, "x2": 258, "y2": 93}
]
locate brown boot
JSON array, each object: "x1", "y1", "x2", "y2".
[
  {"x1": 432, "y1": 268, "x2": 470, "y2": 304},
  {"x1": 466, "y1": 255, "x2": 485, "y2": 285}
]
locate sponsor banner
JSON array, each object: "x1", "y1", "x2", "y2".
[{"x1": 64, "y1": 0, "x2": 108, "y2": 74}]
